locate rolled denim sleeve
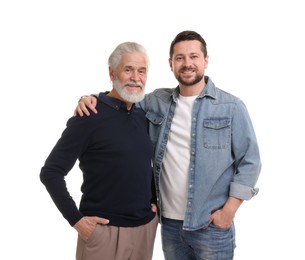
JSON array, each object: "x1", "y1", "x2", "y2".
[
  {"x1": 230, "y1": 182, "x2": 259, "y2": 200},
  {"x1": 230, "y1": 100, "x2": 262, "y2": 200}
]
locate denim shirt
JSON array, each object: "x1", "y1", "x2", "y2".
[{"x1": 138, "y1": 76, "x2": 261, "y2": 231}]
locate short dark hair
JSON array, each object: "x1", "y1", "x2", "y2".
[{"x1": 169, "y1": 30, "x2": 208, "y2": 59}]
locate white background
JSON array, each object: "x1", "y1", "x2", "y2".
[{"x1": 1, "y1": 0, "x2": 304, "y2": 259}]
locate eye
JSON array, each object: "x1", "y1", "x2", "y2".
[
  {"x1": 139, "y1": 69, "x2": 147, "y2": 75},
  {"x1": 191, "y1": 55, "x2": 199, "y2": 59},
  {"x1": 125, "y1": 68, "x2": 131, "y2": 73}
]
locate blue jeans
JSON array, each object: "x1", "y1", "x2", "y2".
[{"x1": 161, "y1": 218, "x2": 236, "y2": 260}]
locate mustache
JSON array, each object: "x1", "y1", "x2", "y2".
[
  {"x1": 124, "y1": 81, "x2": 144, "y2": 88},
  {"x1": 180, "y1": 66, "x2": 195, "y2": 72}
]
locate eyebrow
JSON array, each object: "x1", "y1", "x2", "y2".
[
  {"x1": 124, "y1": 65, "x2": 147, "y2": 71},
  {"x1": 176, "y1": 52, "x2": 200, "y2": 56}
]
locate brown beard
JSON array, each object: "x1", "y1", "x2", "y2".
[{"x1": 176, "y1": 73, "x2": 204, "y2": 86}]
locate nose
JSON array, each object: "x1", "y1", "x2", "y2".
[
  {"x1": 183, "y1": 57, "x2": 192, "y2": 66},
  {"x1": 130, "y1": 70, "x2": 141, "y2": 82}
]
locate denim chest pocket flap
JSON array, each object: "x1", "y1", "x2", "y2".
[
  {"x1": 203, "y1": 118, "x2": 231, "y2": 149},
  {"x1": 145, "y1": 111, "x2": 164, "y2": 125}
]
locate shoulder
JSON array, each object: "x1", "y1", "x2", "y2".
[
  {"x1": 67, "y1": 101, "x2": 107, "y2": 128},
  {"x1": 145, "y1": 88, "x2": 175, "y2": 102},
  {"x1": 214, "y1": 87, "x2": 242, "y2": 104},
  {"x1": 151, "y1": 88, "x2": 175, "y2": 97},
  {"x1": 205, "y1": 77, "x2": 242, "y2": 105},
  {"x1": 138, "y1": 88, "x2": 175, "y2": 112}
]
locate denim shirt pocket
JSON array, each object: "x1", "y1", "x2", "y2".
[
  {"x1": 146, "y1": 111, "x2": 165, "y2": 150},
  {"x1": 202, "y1": 118, "x2": 231, "y2": 149}
]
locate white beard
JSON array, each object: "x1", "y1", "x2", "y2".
[{"x1": 113, "y1": 80, "x2": 145, "y2": 103}]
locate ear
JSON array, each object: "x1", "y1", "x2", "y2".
[
  {"x1": 109, "y1": 67, "x2": 115, "y2": 81},
  {"x1": 169, "y1": 58, "x2": 173, "y2": 71},
  {"x1": 204, "y1": 56, "x2": 209, "y2": 69}
]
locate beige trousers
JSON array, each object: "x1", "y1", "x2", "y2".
[{"x1": 76, "y1": 215, "x2": 158, "y2": 260}]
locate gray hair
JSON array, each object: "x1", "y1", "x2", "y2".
[{"x1": 108, "y1": 42, "x2": 149, "y2": 71}]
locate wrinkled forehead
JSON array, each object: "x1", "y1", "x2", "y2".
[{"x1": 119, "y1": 52, "x2": 148, "y2": 69}]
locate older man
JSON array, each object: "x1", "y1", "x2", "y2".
[{"x1": 40, "y1": 42, "x2": 158, "y2": 260}]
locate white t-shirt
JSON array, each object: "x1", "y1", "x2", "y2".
[{"x1": 160, "y1": 94, "x2": 197, "y2": 220}]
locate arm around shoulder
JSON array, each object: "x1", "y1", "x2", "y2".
[{"x1": 74, "y1": 94, "x2": 98, "y2": 117}]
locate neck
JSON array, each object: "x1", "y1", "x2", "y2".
[{"x1": 179, "y1": 81, "x2": 206, "y2": 97}]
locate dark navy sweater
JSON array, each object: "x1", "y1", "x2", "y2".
[{"x1": 40, "y1": 93, "x2": 155, "y2": 227}]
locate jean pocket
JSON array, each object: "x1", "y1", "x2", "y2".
[{"x1": 208, "y1": 222, "x2": 231, "y2": 231}]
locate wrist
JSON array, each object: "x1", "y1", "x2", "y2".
[{"x1": 78, "y1": 95, "x2": 88, "y2": 103}]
